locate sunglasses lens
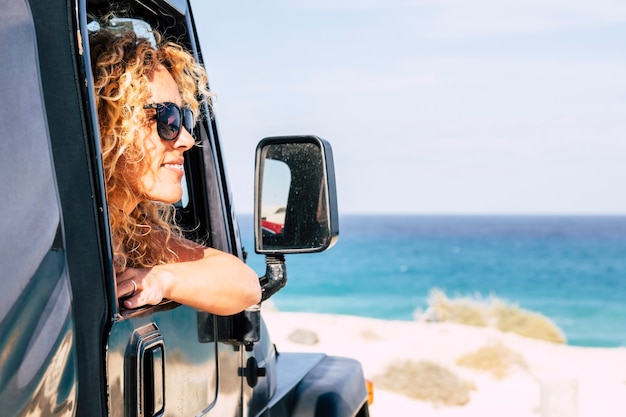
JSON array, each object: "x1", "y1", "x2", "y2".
[
  {"x1": 146, "y1": 102, "x2": 194, "y2": 141},
  {"x1": 156, "y1": 103, "x2": 181, "y2": 141},
  {"x1": 183, "y1": 108, "x2": 194, "y2": 135}
]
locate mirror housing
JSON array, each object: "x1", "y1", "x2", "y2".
[{"x1": 254, "y1": 135, "x2": 339, "y2": 255}]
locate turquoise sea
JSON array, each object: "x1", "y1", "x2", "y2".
[{"x1": 239, "y1": 215, "x2": 626, "y2": 348}]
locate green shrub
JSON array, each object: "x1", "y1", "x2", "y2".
[
  {"x1": 424, "y1": 289, "x2": 487, "y2": 327},
  {"x1": 493, "y1": 301, "x2": 566, "y2": 344},
  {"x1": 456, "y1": 341, "x2": 528, "y2": 379},
  {"x1": 373, "y1": 360, "x2": 475, "y2": 406},
  {"x1": 418, "y1": 288, "x2": 566, "y2": 344}
]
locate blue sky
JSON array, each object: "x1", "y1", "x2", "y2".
[{"x1": 191, "y1": 1, "x2": 626, "y2": 215}]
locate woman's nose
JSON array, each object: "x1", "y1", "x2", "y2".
[{"x1": 175, "y1": 127, "x2": 195, "y2": 150}]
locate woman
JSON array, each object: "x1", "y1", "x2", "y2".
[{"x1": 89, "y1": 26, "x2": 261, "y2": 315}]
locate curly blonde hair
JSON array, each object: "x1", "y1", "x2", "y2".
[{"x1": 89, "y1": 25, "x2": 210, "y2": 271}]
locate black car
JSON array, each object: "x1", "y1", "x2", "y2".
[{"x1": 0, "y1": 1, "x2": 370, "y2": 416}]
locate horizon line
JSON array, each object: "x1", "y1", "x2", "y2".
[{"x1": 236, "y1": 211, "x2": 626, "y2": 217}]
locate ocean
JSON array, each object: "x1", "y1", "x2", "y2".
[{"x1": 238, "y1": 215, "x2": 626, "y2": 348}]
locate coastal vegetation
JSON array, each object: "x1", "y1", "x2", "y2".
[
  {"x1": 456, "y1": 341, "x2": 528, "y2": 379},
  {"x1": 373, "y1": 341, "x2": 528, "y2": 406},
  {"x1": 416, "y1": 288, "x2": 566, "y2": 344},
  {"x1": 372, "y1": 360, "x2": 475, "y2": 406}
]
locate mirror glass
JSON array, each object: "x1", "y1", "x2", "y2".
[
  {"x1": 260, "y1": 159, "x2": 290, "y2": 237},
  {"x1": 255, "y1": 137, "x2": 338, "y2": 254}
]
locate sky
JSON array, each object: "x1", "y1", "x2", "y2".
[{"x1": 190, "y1": 0, "x2": 626, "y2": 215}]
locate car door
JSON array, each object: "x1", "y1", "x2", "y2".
[
  {"x1": 0, "y1": 1, "x2": 78, "y2": 415},
  {"x1": 21, "y1": 0, "x2": 234, "y2": 414},
  {"x1": 79, "y1": 5, "x2": 229, "y2": 416}
]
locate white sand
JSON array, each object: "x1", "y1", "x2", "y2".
[{"x1": 261, "y1": 311, "x2": 626, "y2": 417}]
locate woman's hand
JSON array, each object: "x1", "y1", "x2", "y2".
[
  {"x1": 116, "y1": 239, "x2": 261, "y2": 315},
  {"x1": 117, "y1": 266, "x2": 174, "y2": 310}
]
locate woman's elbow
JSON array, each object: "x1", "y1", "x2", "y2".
[
  {"x1": 221, "y1": 279, "x2": 260, "y2": 316},
  {"x1": 243, "y1": 268, "x2": 262, "y2": 307},
  {"x1": 223, "y1": 265, "x2": 261, "y2": 315}
]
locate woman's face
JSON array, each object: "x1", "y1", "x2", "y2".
[{"x1": 138, "y1": 65, "x2": 195, "y2": 204}]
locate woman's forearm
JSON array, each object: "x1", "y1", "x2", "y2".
[
  {"x1": 161, "y1": 248, "x2": 261, "y2": 315},
  {"x1": 117, "y1": 246, "x2": 261, "y2": 314}
]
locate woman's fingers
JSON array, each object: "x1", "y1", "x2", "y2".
[
  {"x1": 117, "y1": 267, "x2": 165, "y2": 309},
  {"x1": 122, "y1": 293, "x2": 140, "y2": 309},
  {"x1": 117, "y1": 269, "x2": 143, "y2": 308},
  {"x1": 116, "y1": 279, "x2": 137, "y2": 298}
]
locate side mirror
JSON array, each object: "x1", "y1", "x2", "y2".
[{"x1": 254, "y1": 135, "x2": 339, "y2": 255}]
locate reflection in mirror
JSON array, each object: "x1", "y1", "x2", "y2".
[
  {"x1": 261, "y1": 159, "x2": 290, "y2": 237},
  {"x1": 255, "y1": 136, "x2": 338, "y2": 254}
]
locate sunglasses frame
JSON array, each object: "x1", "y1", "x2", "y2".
[{"x1": 143, "y1": 102, "x2": 194, "y2": 141}]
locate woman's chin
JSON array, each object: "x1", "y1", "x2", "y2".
[
  {"x1": 163, "y1": 193, "x2": 183, "y2": 204},
  {"x1": 146, "y1": 187, "x2": 183, "y2": 205}
]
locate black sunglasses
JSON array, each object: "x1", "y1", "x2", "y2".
[{"x1": 143, "y1": 102, "x2": 194, "y2": 141}]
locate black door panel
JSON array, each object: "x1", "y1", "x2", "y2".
[{"x1": 0, "y1": 0, "x2": 78, "y2": 415}]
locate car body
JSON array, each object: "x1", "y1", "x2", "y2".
[{"x1": 0, "y1": 1, "x2": 370, "y2": 416}]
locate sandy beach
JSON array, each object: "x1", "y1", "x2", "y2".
[{"x1": 261, "y1": 311, "x2": 626, "y2": 416}]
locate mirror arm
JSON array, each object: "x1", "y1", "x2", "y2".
[{"x1": 259, "y1": 255, "x2": 287, "y2": 302}]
